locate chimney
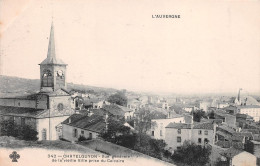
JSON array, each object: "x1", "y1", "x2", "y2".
[{"x1": 69, "y1": 118, "x2": 71, "y2": 123}]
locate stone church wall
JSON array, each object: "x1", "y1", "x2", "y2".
[
  {"x1": 49, "y1": 96, "x2": 74, "y2": 117},
  {"x1": 0, "y1": 98, "x2": 36, "y2": 108}
]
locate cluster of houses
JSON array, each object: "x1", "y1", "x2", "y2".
[{"x1": 0, "y1": 22, "x2": 260, "y2": 165}]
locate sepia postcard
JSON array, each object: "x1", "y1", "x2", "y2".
[{"x1": 0, "y1": 0, "x2": 260, "y2": 166}]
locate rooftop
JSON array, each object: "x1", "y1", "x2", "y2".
[
  {"x1": 0, "y1": 106, "x2": 46, "y2": 118},
  {"x1": 166, "y1": 123, "x2": 191, "y2": 129},
  {"x1": 62, "y1": 114, "x2": 105, "y2": 133},
  {"x1": 193, "y1": 123, "x2": 214, "y2": 130},
  {"x1": 220, "y1": 147, "x2": 244, "y2": 158}
]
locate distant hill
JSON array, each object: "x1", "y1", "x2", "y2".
[{"x1": 0, "y1": 75, "x2": 118, "y2": 97}]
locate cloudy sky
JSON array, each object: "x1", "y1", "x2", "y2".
[{"x1": 0, "y1": 0, "x2": 260, "y2": 94}]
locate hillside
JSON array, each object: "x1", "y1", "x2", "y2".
[{"x1": 0, "y1": 75, "x2": 118, "y2": 97}]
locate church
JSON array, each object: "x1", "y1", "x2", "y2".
[{"x1": 0, "y1": 22, "x2": 75, "y2": 140}]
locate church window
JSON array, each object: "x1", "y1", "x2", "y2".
[
  {"x1": 42, "y1": 69, "x2": 53, "y2": 87},
  {"x1": 57, "y1": 103, "x2": 64, "y2": 111}
]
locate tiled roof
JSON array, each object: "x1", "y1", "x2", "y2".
[
  {"x1": 236, "y1": 113, "x2": 253, "y2": 119},
  {"x1": 117, "y1": 105, "x2": 133, "y2": 112},
  {"x1": 103, "y1": 105, "x2": 125, "y2": 116},
  {"x1": 193, "y1": 123, "x2": 214, "y2": 130},
  {"x1": 216, "y1": 131, "x2": 231, "y2": 139},
  {"x1": 231, "y1": 135, "x2": 245, "y2": 142},
  {"x1": 215, "y1": 112, "x2": 235, "y2": 118},
  {"x1": 62, "y1": 114, "x2": 105, "y2": 133},
  {"x1": 241, "y1": 129, "x2": 260, "y2": 134},
  {"x1": 0, "y1": 106, "x2": 46, "y2": 118},
  {"x1": 62, "y1": 114, "x2": 85, "y2": 124},
  {"x1": 166, "y1": 123, "x2": 191, "y2": 129},
  {"x1": 201, "y1": 118, "x2": 223, "y2": 124},
  {"x1": 83, "y1": 98, "x2": 100, "y2": 105},
  {"x1": 220, "y1": 147, "x2": 244, "y2": 158},
  {"x1": 215, "y1": 141, "x2": 231, "y2": 148},
  {"x1": 217, "y1": 125, "x2": 236, "y2": 134},
  {"x1": 39, "y1": 89, "x2": 70, "y2": 96},
  {"x1": 233, "y1": 132, "x2": 253, "y2": 138}
]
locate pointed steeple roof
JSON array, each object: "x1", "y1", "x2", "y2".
[{"x1": 40, "y1": 22, "x2": 67, "y2": 65}]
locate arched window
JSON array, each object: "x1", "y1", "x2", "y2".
[
  {"x1": 42, "y1": 70, "x2": 53, "y2": 87},
  {"x1": 42, "y1": 128, "x2": 47, "y2": 140}
]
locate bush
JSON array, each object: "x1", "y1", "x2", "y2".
[
  {"x1": 0, "y1": 120, "x2": 38, "y2": 141},
  {"x1": 78, "y1": 135, "x2": 88, "y2": 142},
  {"x1": 171, "y1": 141, "x2": 211, "y2": 166}
]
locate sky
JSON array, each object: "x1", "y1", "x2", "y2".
[{"x1": 0, "y1": 0, "x2": 260, "y2": 94}]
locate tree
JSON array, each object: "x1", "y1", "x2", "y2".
[
  {"x1": 208, "y1": 110, "x2": 215, "y2": 119},
  {"x1": 192, "y1": 110, "x2": 207, "y2": 122},
  {"x1": 100, "y1": 116, "x2": 131, "y2": 142},
  {"x1": 171, "y1": 141, "x2": 211, "y2": 166},
  {"x1": 107, "y1": 91, "x2": 127, "y2": 106},
  {"x1": 0, "y1": 120, "x2": 38, "y2": 141},
  {"x1": 100, "y1": 115, "x2": 167, "y2": 160}
]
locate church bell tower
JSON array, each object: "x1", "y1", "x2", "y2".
[{"x1": 39, "y1": 22, "x2": 67, "y2": 92}]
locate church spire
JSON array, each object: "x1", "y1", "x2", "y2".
[
  {"x1": 39, "y1": 21, "x2": 67, "y2": 65},
  {"x1": 47, "y1": 21, "x2": 56, "y2": 59}
]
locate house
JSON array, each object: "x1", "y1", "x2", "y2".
[
  {"x1": 127, "y1": 99, "x2": 144, "y2": 111},
  {"x1": 150, "y1": 114, "x2": 185, "y2": 140},
  {"x1": 242, "y1": 129, "x2": 260, "y2": 141},
  {"x1": 214, "y1": 111, "x2": 236, "y2": 128},
  {"x1": 93, "y1": 100, "x2": 110, "y2": 109},
  {"x1": 61, "y1": 114, "x2": 106, "y2": 142},
  {"x1": 216, "y1": 125, "x2": 236, "y2": 142},
  {"x1": 103, "y1": 104, "x2": 134, "y2": 120},
  {"x1": 0, "y1": 22, "x2": 75, "y2": 140},
  {"x1": 165, "y1": 122, "x2": 216, "y2": 150},
  {"x1": 219, "y1": 147, "x2": 257, "y2": 166},
  {"x1": 237, "y1": 105, "x2": 260, "y2": 122}
]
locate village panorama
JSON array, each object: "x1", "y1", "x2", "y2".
[{"x1": 0, "y1": 22, "x2": 260, "y2": 166}]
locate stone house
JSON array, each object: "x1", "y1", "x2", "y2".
[{"x1": 165, "y1": 122, "x2": 216, "y2": 150}]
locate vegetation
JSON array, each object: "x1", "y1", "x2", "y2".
[
  {"x1": 191, "y1": 109, "x2": 207, "y2": 122},
  {"x1": 107, "y1": 91, "x2": 128, "y2": 106},
  {"x1": 78, "y1": 135, "x2": 88, "y2": 142},
  {"x1": 171, "y1": 141, "x2": 211, "y2": 166},
  {"x1": 208, "y1": 110, "x2": 215, "y2": 119},
  {"x1": 100, "y1": 116, "x2": 167, "y2": 159},
  {"x1": 0, "y1": 120, "x2": 38, "y2": 141}
]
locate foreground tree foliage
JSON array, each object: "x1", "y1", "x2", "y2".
[
  {"x1": 100, "y1": 117, "x2": 167, "y2": 159},
  {"x1": 171, "y1": 141, "x2": 211, "y2": 166},
  {"x1": 107, "y1": 91, "x2": 128, "y2": 106},
  {"x1": 0, "y1": 120, "x2": 38, "y2": 141}
]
